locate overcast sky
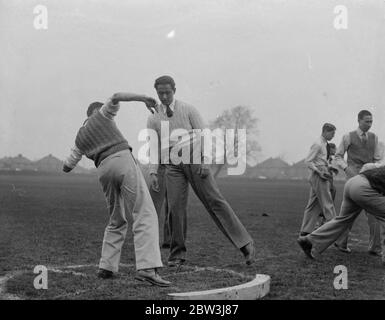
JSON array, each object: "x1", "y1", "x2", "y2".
[{"x1": 1, "y1": 0, "x2": 384, "y2": 167}]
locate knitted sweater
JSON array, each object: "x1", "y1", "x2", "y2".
[
  {"x1": 75, "y1": 111, "x2": 131, "y2": 167},
  {"x1": 147, "y1": 99, "x2": 206, "y2": 174}
]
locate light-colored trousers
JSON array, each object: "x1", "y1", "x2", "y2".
[
  {"x1": 335, "y1": 166, "x2": 382, "y2": 253},
  {"x1": 308, "y1": 175, "x2": 385, "y2": 257},
  {"x1": 97, "y1": 150, "x2": 163, "y2": 272},
  {"x1": 149, "y1": 165, "x2": 171, "y2": 246},
  {"x1": 165, "y1": 163, "x2": 253, "y2": 262},
  {"x1": 300, "y1": 171, "x2": 336, "y2": 234}
]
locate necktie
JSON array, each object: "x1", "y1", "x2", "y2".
[
  {"x1": 326, "y1": 142, "x2": 331, "y2": 161},
  {"x1": 166, "y1": 105, "x2": 173, "y2": 118},
  {"x1": 362, "y1": 132, "x2": 367, "y2": 145}
]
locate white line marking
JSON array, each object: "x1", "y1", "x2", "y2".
[
  {"x1": 48, "y1": 267, "x2": 87, "y2": 277},
  {"x1": 0, "y1": 263, "x2": 249, "y2": 300}
]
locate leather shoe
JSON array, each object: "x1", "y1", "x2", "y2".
[
  {"x1": 135, "y1": 269, "x2": 171, "y2": 287},
  {"x1": 97, "y1": 268, "x2": 114, "y2": 279},
  {"x1": 334, "y1": 243, "x2": 351, "y2": 253},
  {"x1": 240, "y1": 241, "x2": 256, "y2": 265},
  {"x1": 368, "y1": 250, "x2": 382, "y2": 257},
  {"x1": 297, "y1": 236, "x2": 314, "y2": 259},
  {"x1": 167, "y1": 259, "x2": 185, "y2": 268}
]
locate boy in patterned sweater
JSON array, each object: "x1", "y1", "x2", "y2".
[{"x1": 63, "y1": 92, "x2": 171, "y2": 287}]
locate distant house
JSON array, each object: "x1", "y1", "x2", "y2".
[
  {"x1": 0, "y1": 154, "x2": 36, "y2": 171},
  {"x1": 0, "y1": 157, "x2": 10, "y2": 170},
  {"x1": 34, "y1": 154, "x2": 63, "y2": 172},
  {"x1": 247, "y1": 157, "x2": 289, "y2": 179},
  {"x1": 0, "y1": 154, "x2": 90, "y2": 174},
  {"x1": 33, "y1": 154, "x2": 89, "y2": 174}
]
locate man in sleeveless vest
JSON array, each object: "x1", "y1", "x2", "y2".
[
  {"x1": 63, "y1": 93, "x2": 171, "y2": 287},
  {"x1": 298, "y1": 162, "x2": 385, "y2": 265},
  {"x1": 147, "y1": 75, "x2": 255, "y2": 267},
  {"x1": 334, "y1": 110, "x2": 382, "y2": 256},
  {"x1": 299, "y1": 123, "x2": 337, "y2": 236}
]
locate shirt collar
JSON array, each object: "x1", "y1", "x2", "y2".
[
  {"x1": 356, "y1": 127, "x2": 367, "y2": 137},
  {"x1": 161, "y1": 99, "x2": 176, "y2": 114}
]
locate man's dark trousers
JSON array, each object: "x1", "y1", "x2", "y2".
[{"x1": 165, "y1": 163, "x2": 253, "y2": 262}]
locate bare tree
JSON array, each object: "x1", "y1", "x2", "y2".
[{"x1": 209, "y1": 105, "x2": 261, "y2": 178}]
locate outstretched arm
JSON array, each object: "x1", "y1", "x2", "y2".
[
  {"x1": 100, "y1": 93, "x2": 158, "y2": 120},
  {"x1": 111, "y1": 93, "x2": 158, "y2": 114},
  {"x1": 63, "y1": 146, "x2": 83, "y2": 173}
]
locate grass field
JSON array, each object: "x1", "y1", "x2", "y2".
[{"x1": 0, "y1": 172, "x2": 384, "y2": 300}]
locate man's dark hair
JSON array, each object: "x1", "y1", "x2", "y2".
[
  {"x1": 154, "y1": 75, "x2": 176, "y2": 90},
  {"x1": 322, "y1": 123, "x2": 336, "y2": 133},
  {"x1": 358, "y1": 110, "x2": 372, "y2": 120},
  {"x1": 87, "y1": 102, "x2": 103, "y2": 117},
  {"x1": 329, "y1": 143, "x2": 336, "y2": 149}
]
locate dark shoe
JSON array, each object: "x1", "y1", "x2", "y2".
[
  {"x1": 135, "y1": 269, "x2": 171, "y2": 287},
  {"x1": 334, "y1": 243, "x2": 351, "y2": 253},
  {"x1": 240, "y1": 241, "x2": 256, "y2": 265},
  {"x1": 368, "y1": 250, "x2": 382, "y2": 257},
  {"x1": 161, "y1": 243, "x2": 171, "y2": 249},
  {"x1": 167, "y1": 259, "x2": 185, "y2": 268},
  {"x1": 297, "y1": 236, "x2": 314, "y2": 259},
  {"x1": 97, "y1": 268, "x2": 114, "y2": 279},
  {"x1": 299, "y1": 232, "x2": 310, "y2": 237}
]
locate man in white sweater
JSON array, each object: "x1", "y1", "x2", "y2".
[{"x1": 147, "y1": 75, "x2": 255, "y2": 267}]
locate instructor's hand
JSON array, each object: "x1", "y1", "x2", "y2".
[
  {"x1": 143, "y1": 96, "x2": 158, "y2": 114},
  {"x1": 150, "y1": 173, "x2": 160, "y2": 192}
]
